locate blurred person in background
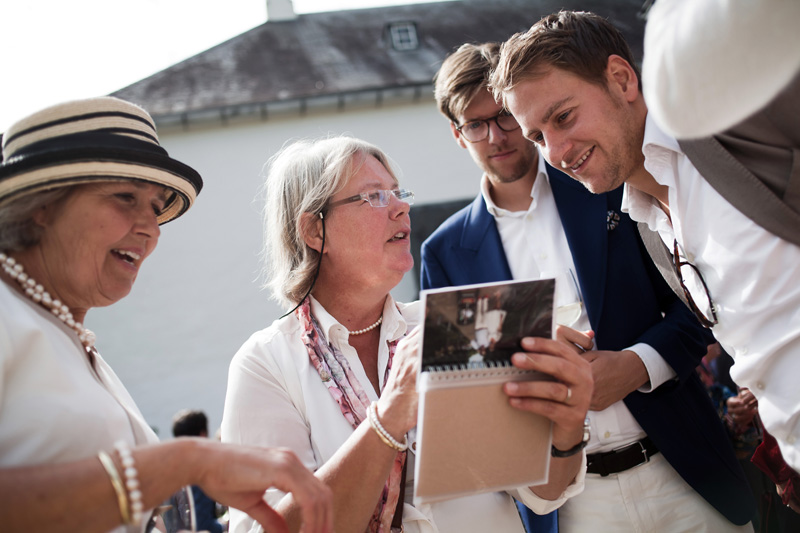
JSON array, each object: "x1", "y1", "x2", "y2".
[{"x1": 172, "y1": 410, "x2": 228, "y2": 533}]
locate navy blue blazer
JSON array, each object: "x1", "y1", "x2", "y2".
[{"x1": 420, "y1": 165, "x2": 755, "y2": 525}]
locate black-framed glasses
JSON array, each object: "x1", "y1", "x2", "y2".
[
  {"x1": 455, "y1": 110, "x2": 520, "y2": 143},
  {"x1": 672, "y1": 239, "x2": 718, "y2": 328},
  {"x1": 327, "y1": 189, "x2": 415, "y2": 210}
]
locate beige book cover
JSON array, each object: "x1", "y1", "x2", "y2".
[{"x1": 414, "y1": 279, "x2": 556, "y2": 504}]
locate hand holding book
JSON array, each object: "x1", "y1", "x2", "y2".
[
  {"x1": 414, "y1": 278, "x2": 594, "y2": 505},
  {"x1": 376, "y1": 325, "x2": 423, "y2": 438},
  {"x1": 504, "y1": 336, "x2": 593, "y2": 458}
]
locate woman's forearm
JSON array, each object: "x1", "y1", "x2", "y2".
[
  {"x1": 277, "y1": 421, "x2": 401, "y2": 533},
  {"x1": 0, "y1": 440, "x2": 197, "y2": 533},
  {"x1": 530, "y1": 453, "x2": 583, "y2": 501}
]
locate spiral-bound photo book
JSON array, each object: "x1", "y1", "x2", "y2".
[{"x1": 413, "y1": 278, "x2": 556, "y2": 504}]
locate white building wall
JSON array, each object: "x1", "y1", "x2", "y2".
[{"x1": 87, "y1": 96, "x2": 482, "y2": 437}]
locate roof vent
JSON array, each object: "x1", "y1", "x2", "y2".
[{"x1": 387, "y1": 21, "x2": 419, "y2": 51}]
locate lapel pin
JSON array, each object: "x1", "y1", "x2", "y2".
[{"x1": 607, "y1": 210, "x2": 621, "y2": 231}]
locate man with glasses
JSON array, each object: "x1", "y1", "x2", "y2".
[{"x1": 421, "y1": 42, "x2": 754, "y2": 532}]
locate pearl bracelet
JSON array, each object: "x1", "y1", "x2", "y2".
[
  {"x1": 114, "y1": 440, "x2": 143, "y2": 526},
  {"x1": 97, "y1": 451, "x2": 131, "y2": 524},
  {"x1": 367, "y1": 402, "x2": 408, "y2": 452}
]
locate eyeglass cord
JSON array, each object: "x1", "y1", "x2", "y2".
[{"x1": 279, "y1": 211, "x2": 326, "y2": 319}]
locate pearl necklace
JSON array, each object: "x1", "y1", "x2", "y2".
[
  {"x1": 0, "y1": 252, "x2": 96, "y2": 349},
  {"x1": 348, "y1": 315, "x2": 382, "y2": 336}
]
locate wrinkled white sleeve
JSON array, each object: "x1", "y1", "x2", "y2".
[
  {"x1": 221, "y1": 332, "x2": 313, "y2": 533},
  {"x1": 627, "y1": 342, "x2": 677, "y2": 393},
  {"x1": 510, "y1": 450, "x2": 586, "y2": 515},
  {"x1": 643, "y1": 0, "x2": 800, "y2": 138}
]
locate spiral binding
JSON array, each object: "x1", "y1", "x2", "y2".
[
  {"x1": 424, "y1": 359, "x2": 514, "y2": 373},
  {"x1": 423, "y1": 364, "x2": 543, "y2": 383}
]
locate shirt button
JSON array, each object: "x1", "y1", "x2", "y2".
[
  {"x1": 788, "y1": 436, "x2": 797, "y2": 444},
  {"x1": 604, "y1": 431, "x2": 611, "y2": 439},
  {"x1": 412, "y1": 441, "x2": 417, "y2": 451},
  {"x1": 756, "y1": 382, "x2": 765, "y2": 390},
  {"x1": 739, "y1": 346, "x2": 749, "y2": 355}
]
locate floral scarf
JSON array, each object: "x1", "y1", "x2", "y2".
[{"x1": 296, "y1": 298, "x2": 406, "y2": 533}]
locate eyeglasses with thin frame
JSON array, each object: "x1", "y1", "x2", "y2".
[
  {"x1": 327, "y1": 189, "x2": 415, "y2": 210},
  {"x1": 672, "y1": 238, "x2": 718, "y2": 328},
  {"x1": 279, "y1": 189, "x2": 412, "y2": 320},
  {"x1": 455, "y1": 110, "x2": 520, "y2": 143}
]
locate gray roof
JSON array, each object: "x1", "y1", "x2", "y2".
[{"x1": 113, "y1": 0, "x2": 647, "y2": 122}]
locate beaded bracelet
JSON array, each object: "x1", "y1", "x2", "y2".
[
  {"x1": 367, "y1": 402, "x2": 409, "y2": 452},
  {"x1": 114, "y1": 440, "x2": 144, "y2": 526},
  {"x1": 97, "y1": 451, "x2": 131, "y2": 524}
]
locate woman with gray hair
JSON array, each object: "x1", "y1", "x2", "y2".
[
  {"x1": 0, "y1": 97, "x2": 332, "y2": 533},
  {"x1": 222, "y1": 135, "x2": 593, "y2": 533}
]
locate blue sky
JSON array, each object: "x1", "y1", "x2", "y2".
[{"x1": 0, "y1": 0, "x2": 448, "y2": 131}]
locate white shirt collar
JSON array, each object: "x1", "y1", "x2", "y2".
[
  {"x1": 642, "y1": 111, "x2": 681, "y2": 159},
  {"x1": 622, "y1": 113, "x2": 680, "y2": 237},
  {"x1": 308, "y1": 294, "x2": 410, "y2": 345},
  {"x1": 480, "y1": 155, "x2": 548, "y2": 218},
  {"x1": 535, "y1": 150, "x2": 550, "y2": 182},
  {"x1": 479, "y1": 173, "x2": 503, "y2": 217}
]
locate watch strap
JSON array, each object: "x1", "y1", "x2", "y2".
[{"x1": 551, "y1": 417, "x2": 591, "y2": 458}]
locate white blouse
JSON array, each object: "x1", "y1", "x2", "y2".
[
  {"x1": 222, "y1": 295, "x2": 583, "y2": 533},
  {"x1": 0, "y1": 279, "x2": 159, "y2": 533}
]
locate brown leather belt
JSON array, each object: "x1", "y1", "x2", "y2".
[{"x1": 586, "y1": 436, "x2": 659, "y2": 476}]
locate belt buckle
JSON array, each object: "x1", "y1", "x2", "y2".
[
  {"x1": 588, "y1": 438, "x2": 653, "y2": 476},
  {"x1": 620, "y1": 439, "x2": 650, "y2": 470},
  {"x1": 611, "y1": 440, "x2": 650, "y2": 470}
]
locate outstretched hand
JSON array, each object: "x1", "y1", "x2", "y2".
[{"x1": 195, "y1": 441, "x2": 333, "y2": 533}]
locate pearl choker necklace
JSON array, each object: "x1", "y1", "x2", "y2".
[
  {"x1": 348, "y1": 315, "x2": 382, "y2": 336},
  {"x1": 1, "y1": 252, "x2": 96, "y2": 349}
]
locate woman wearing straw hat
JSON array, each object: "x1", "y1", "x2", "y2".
[
  {"x1": 0, "y1": 97, "x2": 332, "y2": 533},
  {"x1": 221, "y1": 136, "x2": 593, "y2": 533}
]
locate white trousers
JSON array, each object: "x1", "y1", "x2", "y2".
[{"x1": 558, "y1": 452, "x2": 754, "y2": 532}]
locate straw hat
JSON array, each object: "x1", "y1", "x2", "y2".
[{"x1": 0, "y1": 96, "x2": 202, "y2": 224}]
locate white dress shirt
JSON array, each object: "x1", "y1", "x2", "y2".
[
  {"x1": 483, "y1": 155, "x2": 676, "y2": 454},
  {"x1": 623, "y1": 114, "x2": 800, "y2": 471},
  {"x1": 0, "y1": 280, "x2": 159, "y2": 533},
  {"x1": 221, "y1": 294, "x2": 583, "y2": 533}
]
